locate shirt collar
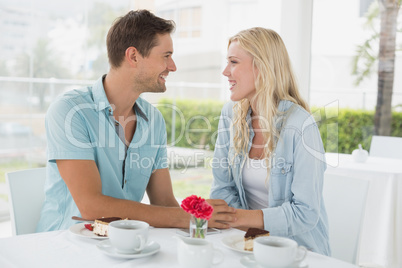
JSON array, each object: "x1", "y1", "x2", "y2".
[
  {"x1": 245, "y1": 99, "x2": 296, "y2": 133},
  {"x1": 245, "y1": 99, "x2": 295, "y2": 119},
  {"x1": 278, "y1": 99, "x2": 295, "y2": 112},
  {"x1": 92, "y1": 75, "x2": 148, "y2": 121},
  {"x1": 133, "y1": 99, "x2": 149, "y2": 122},
  {"x1": 92, "y1": 75, "x2": 111, "y2": 112}
]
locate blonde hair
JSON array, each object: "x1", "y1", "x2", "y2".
[{"x1": 230, "y1": 27, "x2": 310, "y2": 162}]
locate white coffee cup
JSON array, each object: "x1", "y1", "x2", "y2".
[
  {"x1": 108, "y1": 220, "x2": 149, "y2": 254},
  {"x1": 253, "y1": 236, "x2": 307, "y2": 268},
  {"x1": 177, "y1": 236, "x2": 224, "y2": 268}
]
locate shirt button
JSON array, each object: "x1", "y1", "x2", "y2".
[
  {"x1": 124, "y1": 180, "x2": 127, "y2": 184},
  {"x1": 109, "y1": 108, "x2": 111, "y2": 112},
  {"x1": 281, "y1": 168, "x2": 285, "y2": 174},
  {"x1": 115, "y1": 122, "x2": 119, "y2": 126}
]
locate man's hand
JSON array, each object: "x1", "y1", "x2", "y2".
[
  {"x1": 56, "y1": 160, "x2": 189, "y2": 227},
  {"x1": 206, "y1": 199, "x2": 237, "y2": 229}
]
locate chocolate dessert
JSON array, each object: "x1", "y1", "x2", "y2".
[
  {"x1": 244, "y1": 227, "x2": 270, "y2": 251},
  {"x1": 93, "y1": 217, "x2": 123, "y2": 237}
]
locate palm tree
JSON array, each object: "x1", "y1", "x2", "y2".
[
  {"x1": 352, "y1": 3, "x2": 380, "y2": 86},
  {"x1": 375, "y1": 0, "x2": 401, "y2": 135},
  {"x1": 352, "y1": 0, "x2": 401, "y2": 136}
]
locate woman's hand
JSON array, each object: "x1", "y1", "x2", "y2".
[
  {"x1": 206, "y1": 199, "x2": 237, "y2": 228},
  {"x1": 205, "y1": 200, "x2": 264, "y2": 230},
  {"x1": 224, "y1": 209, "x2": 265, "y2": 229}
]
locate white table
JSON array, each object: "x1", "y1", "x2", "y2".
[
  {"x1": 0, "y1": 227, "x2": 357, "y2": 268},
  {"x1": 325, "y1": 153, "x2": 402, "y2": 268}
]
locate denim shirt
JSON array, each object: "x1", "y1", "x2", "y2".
[{"x1": 210, "y1": 100, "x2": 331, "y2": 256}]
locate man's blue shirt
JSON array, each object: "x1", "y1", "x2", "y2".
[{"x1": 36, "y1": 76, "x2": 168, "y2": 232}]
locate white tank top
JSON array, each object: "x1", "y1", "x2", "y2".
[{"x1": 242, "y1": 156, "x2": 269, "y2": 209}]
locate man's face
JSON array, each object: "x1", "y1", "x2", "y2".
[{"x1": 135, "y1": 34, "x2": 177, "y2": 93}]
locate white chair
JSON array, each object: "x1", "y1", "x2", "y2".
[
  {"x1": 323, "y1": 173, "x2": 369, "y2": 265},
  {"x1": 369, "y1": 135, "x2": 402, "y2": 159},
  {"x1": 6, "y1": 167, "x2": 46, "y2": 236}
]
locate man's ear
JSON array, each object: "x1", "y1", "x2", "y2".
[{"x1": 125, "y1": 47, "x2": 138, "y2": 67}]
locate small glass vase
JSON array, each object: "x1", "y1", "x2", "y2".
[{"x1": 189, "y1": 214, "x2": 208, "y2": 239}]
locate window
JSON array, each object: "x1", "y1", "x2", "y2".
[{"x1": 159, "y1": 6, "x2": 202, "y2": 38}]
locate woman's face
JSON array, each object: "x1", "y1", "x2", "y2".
[{"x1": 222, "y1": 41, "x2": 257, "y2": 102}]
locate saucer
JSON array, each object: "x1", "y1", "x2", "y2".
[
  {"x1": 96, "y1": 240, "x2": 160, "y2": 259},
  {"x1": 221, "y1": 234, "x2": 253, "y2": 254},
  {"x1": 69, "y1": 223, "x2": 108, "y2": 240},
  {"x1": 240, "y1": 255, "x2": 308, "y2": 268}
]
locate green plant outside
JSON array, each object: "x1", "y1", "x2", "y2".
[
  {"x1": 172, "y1": 180, "x2": 211, "y2": 200},
  {"x1": 314, "y1": 107, "x2": 402, "y2": 153},
  {"x1": 1, "y1": 101, "x2": 401, "y2": 203},
  {"x1": 158, "y1": 98, "x2": 402, "y2": 154},
  {"x1": 157, "y1": 98, "x2": 224, "y2": 150}
]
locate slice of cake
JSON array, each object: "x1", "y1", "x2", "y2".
[
  {"x1": 244, "y1": 227, "x2": 270, "y2": 251},
  {"x1": 93, "y1": 217, "x2": 123, "y2": 237}
]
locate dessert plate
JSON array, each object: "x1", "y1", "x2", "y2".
[
  {"x1": 96, "y1": 240, "x2": 160, "y2": 259},
  {"x1": 69, "y1": 223, "x2": 108, "y2": 240},
  {"x1": 240, "y1": 255, "x2": 308, "y2": 268},
  {"x1": 221, "y1": 234, "x2": 252, "y2": 254}
]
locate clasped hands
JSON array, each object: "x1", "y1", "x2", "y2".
[{"x1": 206, "y1": 199, "x2": 238, "y2": 229}]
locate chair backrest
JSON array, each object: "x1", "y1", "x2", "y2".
[
  {"x1": 323, "y1": 173, "x2": 369, "y2": 264},
  {"x1": 6, "y1": 167, "x2": 46, "y2": 236},
  {"x1": 369, "y1": 135, "x2": 402, "y2": 159}
]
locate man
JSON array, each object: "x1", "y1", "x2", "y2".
[{"x1": 36, "y1": 10, "x2": 235, "y2": 232}]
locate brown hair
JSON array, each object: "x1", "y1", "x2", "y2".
[{"x1": 106, "y1": 10, "x2": 175, "y2": 68}]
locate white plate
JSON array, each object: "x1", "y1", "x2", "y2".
[
  {"x1": 96, "y1": 240, "x2": 160, "y2": 259},
  {"x1": 240, "y1": 255, "x2": 308, "y2": 268},
  {"x1": 221, "y1": 234, "x2": 252, "y2": 254},
  {"x1": 69, "y1": 223, "x2": 108, "y2": 240}
]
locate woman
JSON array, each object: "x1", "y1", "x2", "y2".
[{"x1": 210, "y1": 27, "x2": 330, "y2": 255}]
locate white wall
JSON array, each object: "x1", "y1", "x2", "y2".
[{"x1": 154, "y1": 0, "x2": 313, "y2": 103}]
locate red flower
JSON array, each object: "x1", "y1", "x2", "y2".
[{"x1": 181, "y1": 195, "x2": 214, "y2": 220}]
